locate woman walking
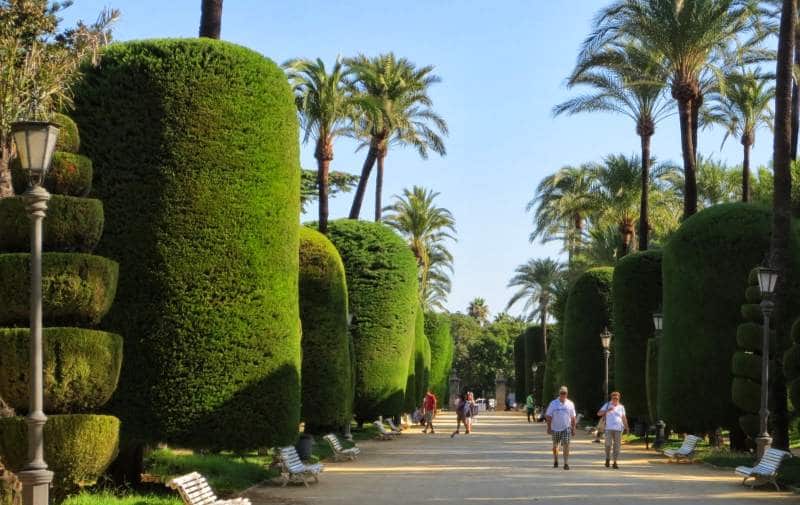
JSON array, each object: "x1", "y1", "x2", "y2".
[
  {"x1": 451, "y1": 393, "x2": 468, "y2": 437},
  {"x1": 597, "y1": 391, "x2": 629, "y2": 469},
  {"x1": 465, "y1": 391, "x2": 476, "y2": 434}
]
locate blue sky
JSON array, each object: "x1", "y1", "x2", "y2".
[{"x1": 61, "y1": 1, "x2": 776, "y2": 317}]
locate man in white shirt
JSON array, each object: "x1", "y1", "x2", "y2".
[{"x1": 545, "y1": 385, "x2": 577, "y2": 470}]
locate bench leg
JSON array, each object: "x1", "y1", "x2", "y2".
[{"x1": 302, "y1": 475, "x2": 309, "y2": 488}]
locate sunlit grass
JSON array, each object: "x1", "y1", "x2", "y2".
[{"x1": 62, "y1": 491, "x2": 182, "y2": 505}]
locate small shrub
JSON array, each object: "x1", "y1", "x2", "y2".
[
  {"x1": 0, "y1": 414, "x2": 119, "y2": 499},
  {"x1": 0, "y1": 253, "x2": 118, "y2": 326},
  {"x1": 52, "y1": 112, "x2": 80, "y2": 153},
  {"x1": 0, "y1": 328, "x2": 122, "y2": 413},
  {"x1": 11, "y1": 152, "x2": 92, "y2": 197},
  {"x1": 0, "y1": 196, "x2": 103, "y2": 253}
]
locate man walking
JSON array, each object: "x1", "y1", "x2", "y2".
[
  {"x1": 545, "y1": 386, "x2": 576, "y2": 470},
  {"x1": 525, "y1": 391, "x2": 535, "y2": 423},
  {"x1": 422, "y1": 389, "x2": 437, "y2": 434}
]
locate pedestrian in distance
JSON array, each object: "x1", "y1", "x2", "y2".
[
  {"x1": 422, "y1": 389, "x2": 437, "y2": 434},
  {"x1": 545, "y1": 385, "x2": 577, "y2": 470},
  {"x1": 525, "y1": 391, "x2": 535, "y2": 423},
  {"x1": 451, "y1": 392, "x2": 469, "y2": 437},
  {"x1": 465, "y1": 391, "x2": 476, "y2": 433},
  {"x1": 597, "y1": 391, "x2": 628, "y2": 469}
]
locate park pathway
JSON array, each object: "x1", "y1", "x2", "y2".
[{"x1": 247, "y1": 410, "x2": 796, "y2": 504}]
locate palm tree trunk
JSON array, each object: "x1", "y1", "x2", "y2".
[
  {"x1": 677, "y1": 97, "x2": 698, "y2": 218},
  {"x1": 691, "y1": 96, "x2": 701, "y2": 160},
  {"x1": 768, "y1": 0, "x2": 796, "y2": 451},
  {"x1": 541, "y1": 306, "x2": 548, "y2": 356},
  {"x1": 639, "y1": 133, "x2": 651, "y2": 251},
  {"x1": 374, "y1": 152, "x2": 386, "y2": 222},
  {"x1": 742, "y1": 139, "x2": 751, "y2": 203},
  {"x1": 199, "y1": 0, "x2": 223, "y2": 39},
  {"x1": 348, "y1": 141, "x2": 378, "y2": 219},
  {"x1": 316, "y1": 139, "x2": 332, "y2": 234}
]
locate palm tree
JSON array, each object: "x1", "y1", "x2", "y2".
[
  {"x1": 527, "y1": 164, "x2": 595, "y2": 263},
  {"x1": 768, "y1": 0, "x2": 796, "y2": 451},
  {"x1": 704, "y1": 68, "x2": 775, "y2": 201},
  {"x1": 383, "y1": 186, "x2": 457, "y2": 306},
  {"x1": 199, "y1": 0, "x2": 223, "y2": 38},
  {"x1": 585, "y1": 0, "x2": 759, "y2": 219},
  {"x1": 468, "y1": 298, "x2": 490, "y2": 326},
  {"x1": 506, "y1": 258, "x2": 563, "y2": 355},
  {"x1": 285, "y1": 58, "x2": 354, "y2": 234},
  {"x1": 345, "y1": 54, "x2": 448, "y2": 221},
  {"x1": 555, "y1": 41, "x2": 673, "y2": 250}
]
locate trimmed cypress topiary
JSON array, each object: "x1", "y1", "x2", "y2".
[
  {"x1": 298, "y1": 227, "x2": 353, "y2": 433},
  {"x1": 523, "y1": 326, "x2": 545, "y2": 399},
  {"x1": 72, "y1": 39, "x2": 301, "y2": 449},
  {"x1": 660, "y1": 203, "x2": 800, "y2": 434},
  {"x1": 326, "y1": 219, "x2": 418, "y2": 421},
  {"x1": 0, "y1": 328, "x2": 122, "y2": 414},
  {"x1": 0, "y1": 253, "x2": 118, "y2": 326},
  {"x1": 425, "y1": 311, "x2": 454, "y2": 403},
  {"x1": 52, "y1": 112, "x2": 80, "y2": 153},
  {"x1": 406, "y1": 307, "x2": 427, "y2": 412},
  {"x1": 11, "y1": 152, "x2": 92, "y2": 197},
  {"x1": 514, "y1": 333, "x2": 526, "y2": 402},
  {"x1": 611, "y1": 250, "x2": 662, "y2": 421},
  {"x1": 783, "y1": 321, "x2": 800, "y2": 430},
  {"x1": 0, "y1": 196, "x2": 103, "y2": 253},
  {"x1": 562, "y1": 267, "x2": 613, "y2": 415},
  {"x1": 418, "y1": 324, "x2": 431, "y2": 398},
  {"x1": 0, "y1": 415, "x2": 119, "y2": 499}
]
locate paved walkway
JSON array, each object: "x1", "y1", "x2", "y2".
[{"x1": 247, "y1": 411, "x2": 795, "y2": 504}]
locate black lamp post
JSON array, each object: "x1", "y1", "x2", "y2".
[
  {"x1": 600, "y1": 327, "x2": 612, "y2": 401},
  {"x1": 755, "y1": 266, "x2": 778, "y2": 459},
  {"x1": 12, "y1": 120, "x2": 60, "y2": 505},
  {"x1": 651, "y1": 312, "x2": 666, "y2": 449}
]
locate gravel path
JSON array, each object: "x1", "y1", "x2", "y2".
[{"x1": 246, "y1": 410, "x2": 796, "y2": 504}]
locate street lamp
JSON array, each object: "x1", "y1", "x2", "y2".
[
  {"x1": 600, "y1": 328, "x2": 612, "y2": 401},
  {"x1": 12, "y1": 120, "x2": 59, "y2": 505},
  {"x1": 755, "y1": 266, "x2": 778, "y2": 459},
  {"x1": 651, "y1": 312, "x2": 665, "y2": 449},
  {"x1": 652, "y1": 312, "x2": 663, "y2": 333}
]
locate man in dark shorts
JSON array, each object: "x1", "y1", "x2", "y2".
[{"x1": 545, "y1": 386, "x2": 577, "y2": 470}]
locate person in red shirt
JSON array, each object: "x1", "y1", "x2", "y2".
[{"x1": 422, "y1": 389, "x2": 437, "y2": 434}]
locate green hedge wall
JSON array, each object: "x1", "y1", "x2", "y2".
[
  {"x1": 660, "y1": 203, "x2": 800, "y2": 434},
  {"x1": 406, "y1": 307, "x2": 427, "y2": 412},
  {"x1": 12, "y1": 152, "x2": 92, "y2": 197},
  {"x1": 541, "y1": 326, "x2": 564, "y2": 406},
  {"x1": 72, "y1": 39, "x2": 301, "y2": 449},
  {"x1": 0, "y1": 195, "x2": 103, "y2": 253},
  {"x1": 326, "y1": 220, "x2": 418, "y2": 420},
  {"x1": 523, "y1": 326, "x2": 545, "y2": 398},
  {"x1": 514, "y1": 333, "x2": 526, "y2": 401},
  {"x1": 562, "y1": 267, "x2": 613, "y2": 415},
  {"x1": 298, "y1": 227, "x2": 353, "y2": 432},
  {"x1": 425, "y1": 311, "x2": 454, "y2": 403},
  {"x1": 784, "y1": 321, "x2": 800, "y2": 426},
  {"x1": 0, "y1": 327, "x2": 122, "y2": 414},
  {"x1": 0, "y1": 414, "x2": 119, "y2": 499},
  {"x1": 403, "y1": 311, "x2": 419, "y2": 414},
  {"x1": 0, "y1": 253, "x2": 118, "y2": 326},
  {"x1": 53, "y1": 112, "x2": 80, "y2": 153},
  {"x1": 611, "y1": 249, "x2": 662, "y2": 421},
  {"x1": 419, "y1": 326, "x2": 431, "y2": 398}
]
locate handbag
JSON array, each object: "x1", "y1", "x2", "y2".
[{"x1": 597, "y1": 402, "x2": 608, "y2": 433}]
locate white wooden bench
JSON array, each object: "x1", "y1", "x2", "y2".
[
  {"x1": 386, "y1": 418, "x2": 403, "y2": 434},
  {"x1": 168, "y1": 472, "x2": 251, "y2": 505},
  {"x1": 663, "y1": 434, "x2": 702, "y2": 462},
  {"x1": 278, "y1": 446, "x2": 323, "y2": 487},
  {"x1": 323, "y1": 433, "x2": 361, "y2": 461},
  {"x1": 735, "y1": 448, "x2": 793, "y2": 490},
  {"x1": 373, "y1": 421, "x2": 398, "y2": 440}
]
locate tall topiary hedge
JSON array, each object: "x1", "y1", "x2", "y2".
[
  {"x1": 611, "y1": 250, "x2": 662, "y2": 421},
  {"x1": 784, "y1": 321, "x2": 800, "y2": 424},
  {"x1": 523, "y1": 326, "x2": 546, "y2": 399},
  {"x1": 425, "y1": 311, "x2": 454, "y2": 402},
  {"x1": 514, "y1": 333, "x2": 526, "y2": 402},
  {"x1": 407, "y1": 307, "x2": 428, "y2": 411},
  {"x1": 72, "y1": 39, "x2": 301, "y2": 449},
  {"x1": 419, "y1": 328, "x2": 431, "y2": 397},
  {"x1": 562, "y1": 267, "x2": 613, "y2": 415},
  {"x1": 660, "y1": 203, "x2": 800, "y2": 434},
  {"x1": 326, "y1": 220, "x2": 418, "y2": 421},
  {"x1": 298, "y1": 227, "x2": 353, "y2": 433}
]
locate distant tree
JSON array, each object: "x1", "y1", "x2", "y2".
[
  {"x1": 346, "y1": 53, "x2": 448, "y2": 221},
  {"x1": 199, "y1": 0, "x2": 222, "y2": 39},
  {"x1": 300, "y1": 169, "x2": 359, "y2": 213},
  {"x1": 383, "y1": 186, "x2": 456, "y2": 309},
  {"x1": 506, "y1": 258, "x2": 563, "y2": 355},
  {"x1": 704, "y1": 68, "x2": 775, "y2": 201},
  {"x1": 467, "y1": 298, "x2": 490, "y2": 326},
  {"x1": 285, "y1": 58, "x2": 355, "y2": 233}
]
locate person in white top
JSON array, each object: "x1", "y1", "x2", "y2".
[
  {"x1": 545, "y1": 385, "x2": 577, "y2": 470},
  {"x1": 597, "y1": 391, "x2": 629, "y2": 469}
]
